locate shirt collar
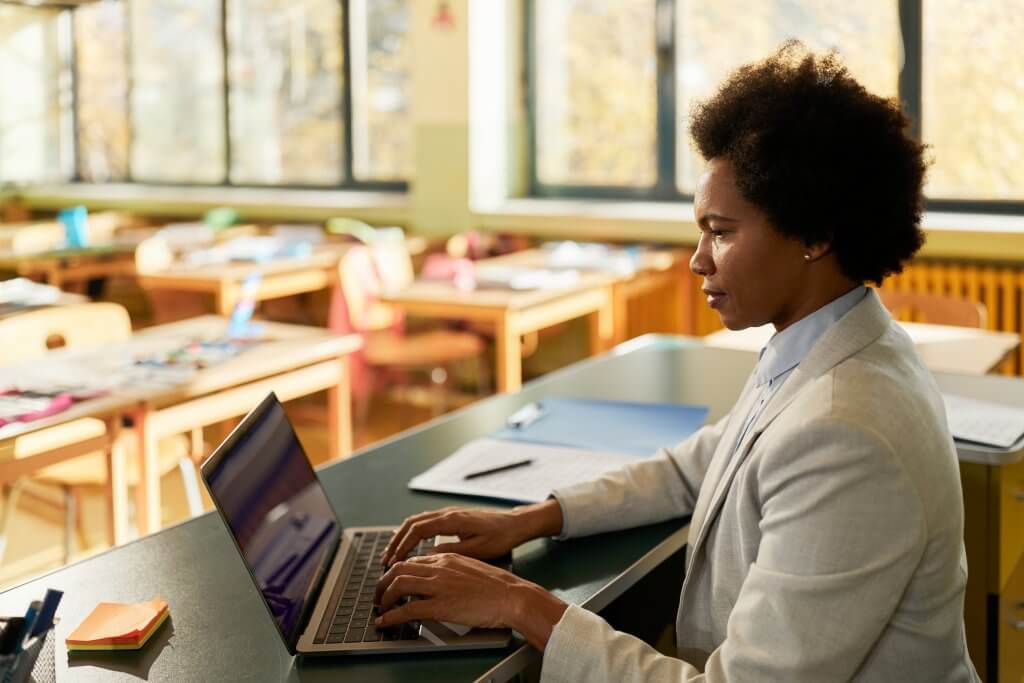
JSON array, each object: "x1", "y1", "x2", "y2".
[{"x1": 755, "y1": 286, "x2": 868, "y2": 387}]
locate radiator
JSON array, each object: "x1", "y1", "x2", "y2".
[
  {"x1": 681, "y1": 259, "x2": 1023, "y2": 375},
  {"x1": 881, "y1": 262, "x2": 1022, "y2": 375}
]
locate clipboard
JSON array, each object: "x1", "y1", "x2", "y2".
[{"x1": 491, "y1": 397, "x2": 708, "y2": 456}]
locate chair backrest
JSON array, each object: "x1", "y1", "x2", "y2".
[
  {"x1": 369, "y1": 241, "x2": 415, "y2": 292},
  {"x1": 0, "y1": 302, "x2": 133, "y2": 365},
  {"x1": 134, "y1": 235, "x2": 175, "y2": 274},
  {"x1": 877, "y1": 289, "x2": 987, "y2": 328}
]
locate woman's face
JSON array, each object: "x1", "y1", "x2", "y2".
[{"x1": 690, "y1": 157, "x2": 815, "y2": 332}]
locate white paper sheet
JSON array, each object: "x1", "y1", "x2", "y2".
[{"x1": 409, "y1": 438, "x2": 637, "y2": 503}]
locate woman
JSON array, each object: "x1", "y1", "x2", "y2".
[{"x1": 374, "y1": 43, "x2": 980, "y2": 682}]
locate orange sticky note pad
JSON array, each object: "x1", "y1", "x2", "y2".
[{"x1": 66, "y1": 597, "x2": 170, "y2": 651}]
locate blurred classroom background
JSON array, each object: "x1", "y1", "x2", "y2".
[{"x1": 0, "y1": 2, "x2": 1022, "y2": 676}]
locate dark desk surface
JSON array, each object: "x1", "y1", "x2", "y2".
[{"x1": 0, "y1": 336, "x2": 756, "y2": 682}]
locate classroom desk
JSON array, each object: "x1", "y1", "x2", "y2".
[
  {"x1": 0, "y1": 336, "x2": 756, "y2": 682},
  {"x1": 380, "y1": 268, "x2": 617, "y2": 393},
  {"x1": 136, "y1": 244, "x2": 352, "y2": 316},
  {"x1": 0, "y1": 317, "x2": 361, "y2": 543},
  {"x1": 0, "y1": 291, "x2": 89, "y2": 319},
  {"x1": 0, "y1": 243, "x2": 140, "y2": 289},
  {"x1": 484, "y1": 247, "x2": 693, "y2": 344},
  {"x1": 704, "y1": 320, "x2": 1021, "y2": 375}
]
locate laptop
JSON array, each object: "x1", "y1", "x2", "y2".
[{"x1": 201, "y1": 392, "x2": 512, "y2": 655}]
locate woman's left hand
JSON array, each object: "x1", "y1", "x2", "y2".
[{"x1": 374, "y1": 553, "x2": 568, "y2": 649}]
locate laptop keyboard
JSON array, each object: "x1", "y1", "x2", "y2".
[{"x1": 314, "y1": 530, "x2": 429, "y2": 645}]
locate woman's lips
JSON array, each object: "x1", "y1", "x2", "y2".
[{"x1": 703, "y1": 289, "x2": 727, "y2": 309}]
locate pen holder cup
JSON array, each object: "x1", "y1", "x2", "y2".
[{"x1": 0, "y1": 624, "x2": 54, "y2": 683}]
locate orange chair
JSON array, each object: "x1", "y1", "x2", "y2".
[
  {"x1": 330, "y1": 243, "x2": 487, "y2": 422},
  {"x1": 877, "y1": 289, "x2": 987, "y2": 328}
]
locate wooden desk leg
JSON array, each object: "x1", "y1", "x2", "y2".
[
  {"x1": 215, "y1": 283, "x2": 237, "y2": 317},
  {"x1": 495, "y1": 314, "x2": 522, "y2": 393},
  {"x1": 326, "y1": 357, "x2": 352, "y2": 460},
  {"x1": 588, "y1": 291, "x2": 615, "y2": 354},
  {"x1": 611, "y1": 283, "x2": 630, "y2": 345},
  {"x1": 132, "y1": 407, "x2": 162, "y2": 537},
  {"x1": 104, "y1": 417, "x2": 130, "y2": 546}
]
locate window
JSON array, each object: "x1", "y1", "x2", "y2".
[
  {"x1": 0, "y1": 7, "x2": 72, "y2": 183},
  {"x1": 923, "y1": 0, "x2": 1024, "y2": 202},
  {"x1": 0, "y1": 0, "x2": 411, "y2": 189},
  {"x1": 74, "y1": 1, "x2": 129, "y2": 182},
  {"x1": 131, "y1": 0, "x2": 226, "y2": 183},
  {"x1": 528, "y1": 0, "x2": 1024, "y2": 212},
  {"x1": 227, "y1": 0, "x2": 344, "y2": 185},
  {"x1": 349, "y1": 0, "x2": 413, "y2": 182},
  {"x1": 531, "y1": 0, "x2": 657, "y2": 189}
]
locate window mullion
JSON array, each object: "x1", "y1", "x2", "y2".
[
  {"x1": 898, "y1": 0, "x2": 923, "y2": 142},
  {"x1": 221, "y1": 0, "x2": 231, "y2": 185},
  {"x1": 341, "y1": 0, "x2": 354, "y2": 187},
  {"x1": 654, "y1": 0, "x2": 676, "y2": 200}
]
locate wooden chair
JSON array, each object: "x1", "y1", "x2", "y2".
[
  {"x1": 330, "y1": 243, "x2": 487, "y2": 422},
  {"x1": 0, "y1": 303, "x2": 198, "y2": 563},
  {"x1": 877, "y1": 289, "x2": 987, "y2": 328},
  {"x1": 135, "y1": 235, "x2": 210, "y2": 325}
]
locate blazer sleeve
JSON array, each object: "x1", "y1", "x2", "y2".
[
  {"x1": 541, "y1": 417, "x2": 928, "y2": 682},
  {"x1": 550, "y1": 411, "x2": 730, "y2": 539}
]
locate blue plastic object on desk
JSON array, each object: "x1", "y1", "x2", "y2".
[
  {"x1": 58, "y1": 206, "x2": 89, "y2": 248},
  {"x1": 493, "y1": 397, "x2": 709, "y2": 457}
]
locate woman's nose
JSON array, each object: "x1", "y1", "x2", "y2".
[{"x1": 690, "y1": 234, "x2": 714, "y2": 277}]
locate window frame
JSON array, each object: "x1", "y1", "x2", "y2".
[
  {"x1": 526, "y1": 0, "x2": 1024, "y2": 215},
  {"x1": 65, "y1": 0, "x2": 408, "y2": 192}
]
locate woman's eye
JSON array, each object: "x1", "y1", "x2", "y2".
[{"x1": 711, "y1": 229, "x2": 726, "y2": 239}]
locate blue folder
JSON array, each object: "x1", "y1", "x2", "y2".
[{"x1": 492, "y1": 397, "x2": 709, "y2": 457}]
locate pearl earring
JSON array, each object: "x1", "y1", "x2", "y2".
[{"x1": 803, "y1": 254, "x2": 811, "y2": 261}]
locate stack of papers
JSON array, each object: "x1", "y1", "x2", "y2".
[
  {"x1": 0, "y1": 278, "x2": 64, "y2": 306},
  {"x1": 409, "y1": 397, "x2": 709, "y2": 502},
  {"x1": 473, "y1": 266, "x2": 580, "y2": 291},
  {"x1": 943, "y1": 393, "x2": 1024, "y2": 449},
  {"x1": 543, "y1": 241, "x2": 639, "y2": 276},
  {"x1": 66, "y1": 598, "x2": 169, "y2": 652}
]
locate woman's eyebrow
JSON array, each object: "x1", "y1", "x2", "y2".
[{"x1": 698, "y1": 213, "x2": 740, "y2": 226}]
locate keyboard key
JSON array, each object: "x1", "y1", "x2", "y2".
[
  {"x1": 326, "y1": 633, "x2": 346, "y2": 644},
  {"x1": 363, "y1": 626, "x2": 381, "y2": 641},
  {"x1": 344, "y1": 630, "x2": 365, "y2": 643}
]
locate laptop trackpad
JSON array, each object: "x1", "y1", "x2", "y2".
[{"x1": 419, "y1": 619, "x2": 472, "y2": 644}]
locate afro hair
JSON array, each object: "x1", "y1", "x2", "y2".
[{"x1": 689, "y1": 41, "x2": 928, "y2": 284}]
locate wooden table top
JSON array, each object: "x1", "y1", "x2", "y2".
[
  {"x1": 136, "y1": 243, "x2": 352, "y2": 284},
  {"x1": 483, "y1": 245, "x2": 689, "y2": 276},
  {"x1": 0, "y1": 316, "x2": 361, "y2": 443},
  {"x1": 381, "y1": 256, "x2": 618, "y2": 312}
]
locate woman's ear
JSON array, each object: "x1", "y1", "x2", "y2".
[{"x1": 803, "y1": 241, "x2": 831, "y2": 263}]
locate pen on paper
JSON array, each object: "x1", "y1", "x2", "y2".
[{"x1": 463, "y1": 459, "x2": 534, "y2": 480}]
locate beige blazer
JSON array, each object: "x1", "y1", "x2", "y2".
[{"x1": 543, "y1": 291, "x2": 980, "y2": 682}]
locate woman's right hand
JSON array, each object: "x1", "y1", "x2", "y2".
[{"x1": 379, "y1": 499, "x2": 564, "y2": 568}]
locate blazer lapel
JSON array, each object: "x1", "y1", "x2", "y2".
[
  {"x1": 686, "y1": 371, "x2": 759, "y2": 548},
  {"x1": 686, "y1": 290, "x2": 893, "y2": 564}
]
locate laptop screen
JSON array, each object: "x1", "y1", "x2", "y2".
[{"x1": 202, "y1": 394, "x2": 341, "y2": 651}]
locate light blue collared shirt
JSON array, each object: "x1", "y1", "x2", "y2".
[{"x1": 732, "y1": 286, "x2": 869, "y2": 451}]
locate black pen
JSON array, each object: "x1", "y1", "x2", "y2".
[{"x1": 463, "y1": 459, "x2": 533, "y2": 480}]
